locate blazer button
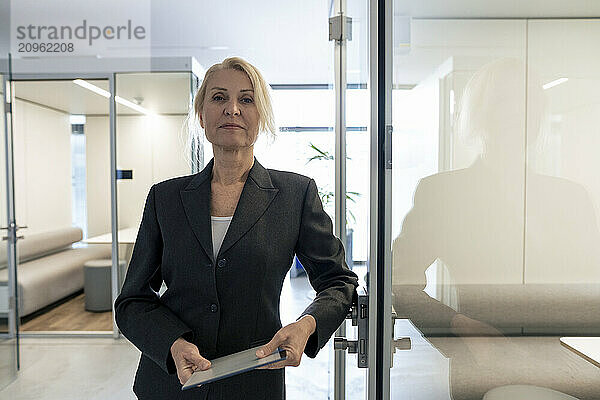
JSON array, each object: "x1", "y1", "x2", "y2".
[
  {"x1": 210, "y1": 304, "x2": 218, "y2": 313},
  {"x1": 217, "y1": 258, "x2": 227, "y2": 268}
]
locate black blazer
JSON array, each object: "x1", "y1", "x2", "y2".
[{"x1": 115, "y1": 157, "x2": 358, "y2": 400}]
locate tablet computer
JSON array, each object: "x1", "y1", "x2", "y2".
[{"x1": 182, "y1": 345, "x2": 287, "y2": 390}]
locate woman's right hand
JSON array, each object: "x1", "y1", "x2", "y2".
[{"x1": 170, "y1": 337, "x2": 212, "y2": 385}]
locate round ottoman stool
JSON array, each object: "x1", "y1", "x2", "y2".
[
  {"x1": 483, "y1": 385, "x2": 579, "y2": 400},
  {"x1": 84, "y1": 259, "x2": 125, "y2": 312}
]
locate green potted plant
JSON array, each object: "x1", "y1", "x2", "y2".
[{"x1": 291, "y1": 142, "x2": 360, "y2": 277}]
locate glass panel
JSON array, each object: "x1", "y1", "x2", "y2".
[
  {"x1": 115, "y1": 71, "x2": 194, "y2": 292},
  {"x1": 11, "y1": 79, "x2": 114, "y2": 332},
  {"x1": 389, "y1": 14, "x2": 600, "y2": 400},
  {"x1": 0, "y1": 70, "x2": 18, "y2": 389},
  {"x1": 180, "y1": 8, "x2": 337, "y2": 398},
  {"x1": 256, "y1": 89, "x2": 336, "y2": 397},
  {"x1": 253, "y1": 77, "x2": 337, "y2": 400},
  {"x1": 113, "y1": 3, "x2": 339, "y2": 399},
  {"x1": 255, "y1": 88, "x2": 335, "y2": 192}
]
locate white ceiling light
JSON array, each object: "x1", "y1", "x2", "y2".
[
  {"x1": 543, "y1": 77, "x2": 568, "y2": 90},
  {"x1": 73, "y1": 79, "x2": 110, "y2": 97},
  {"x1": 115, "y1": 95, "x2": 153, "y2": 115},
  {"x1": 72, "y1": 79, "x2": 154, "y2": 115}
]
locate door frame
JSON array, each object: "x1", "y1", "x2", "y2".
[
  {"x1": 332, "y1": 0, "x2": 349, "y2": 398},
  {"x1": 331, "y1": 0, "x2": 393, "y2": 398},
  {"x1": 5, "y1": 71, "x2": 118, "y2": 340},
  {"x1": 1, "y1": 57, "x2": 21, "y2": 379},
  {"x1": 367, "y1": 0, "x2": 393, "y2": 399}
]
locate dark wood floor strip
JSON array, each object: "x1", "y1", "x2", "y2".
[{"x1": 19, "y1": 293, "x2": 113, "y2": 331}]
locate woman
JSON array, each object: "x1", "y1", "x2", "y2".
[{"x1": 114, "y1": 57, "x2": 358, "y2": 399}]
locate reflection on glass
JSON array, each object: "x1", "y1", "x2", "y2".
[{"x1": 390, "y1": 18, "x2": 600, "y2": 400}]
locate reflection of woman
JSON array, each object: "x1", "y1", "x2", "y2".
[
  {"x1": 392, "y1": 58, "x2": 600, "y2": 399},
  {"x1": 115, "y1": 57, "x2": 358, "y2": 400}
]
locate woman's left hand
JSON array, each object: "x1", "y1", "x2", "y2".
[{"x1": 255, "y1": 315, "x2": 316, "y2": 369}]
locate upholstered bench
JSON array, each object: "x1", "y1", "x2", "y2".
[{"x1": 0, "y1": 227, "x2": 111, "y2": 317}]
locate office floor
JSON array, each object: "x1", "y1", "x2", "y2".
[
  {"x1": 20, "y1": 292, "x2": 112, "y2": 331},
  {"x1": 0, "y1": 268, "x2": 453, "y2": 399},
  {"x1": 2, "y1": 293, "x2": 112, "y2": 333}
]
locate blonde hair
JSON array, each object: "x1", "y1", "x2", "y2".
[
  {"x1": 455, "y1": 58, "x2": 547, "y2": 155},
  {"x1": 193, "y1": 57, "x2": 276, "y2": 138}
]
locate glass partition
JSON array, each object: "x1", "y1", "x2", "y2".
[
  {"x1": 114, "y1": 71, "x2": 195, "y2": 292},
  {"x1": 389, "y1": 15, "x2": 600, "y2": 400},
  {"x1": 0, "y1": 69, "x2": 19, "y2": 389},
  {"x1": 10, "y1": 78, "x2": 114, "y2": 333},
  {"x1": 254, "y1": 85, "x2": 337, "y2": 398}
]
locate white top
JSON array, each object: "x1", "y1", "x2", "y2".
[{"x1": 211, "y1": 216, "x2": 233, "y2": 258}]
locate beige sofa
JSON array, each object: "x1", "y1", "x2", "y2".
[{"x1": 0, "y1": 227, "x2": 111, "y2": 317}]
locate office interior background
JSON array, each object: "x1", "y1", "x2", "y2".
[{"x1": 2, "y1": 0, "x2": 600, "y2": 399}]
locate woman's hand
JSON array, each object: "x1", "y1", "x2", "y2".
[
  {"x1": 256, "y1": 315, "x2": 316, "y2": 369},
  {"x1": 170, "y1": 337, "x2": 212, "y2": 385}
]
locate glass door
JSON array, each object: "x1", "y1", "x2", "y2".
[
  {"x1": 10, "y1": 77, "x2": 115, "y2": 334},
  {"x1": 385, "y1": 3, "x2": 600, "y2": 400},
  {"x1": 0, "y1": 56, "x2": 19, "y2": 389}
]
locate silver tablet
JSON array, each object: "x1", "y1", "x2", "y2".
[{"x1": 182, "y1": 345, "x2": 287, "y2": 390}]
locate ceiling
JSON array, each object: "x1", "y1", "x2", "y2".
[
  {"x1": 14, "y1": 72, "x2": 192, "y2": 115},
  {"x1": 146, "y1": 0, "x2": 600, "y2": 85},
  {"x1": 5, "y1": 0, "x2": 600, "y2": 116},
  {"x1": 147, "y1": 0, "x2": 366, "y2": 84}
]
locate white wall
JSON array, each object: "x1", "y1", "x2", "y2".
[
  {"x1": 390, "y1": 19, "x2": 600, "y2": 287},
  {"x1": 393, "y1": 18, "x2": 600, "y2": 286},
  {"x1": 12, "y1": 99, "x2": 72, "y2": 235},
  {"x1": 525, "y1": 19, "x2": 600, "y2": 283},
  {"x1": 150, "y1": 115, "x2": 191, "y2": 184},
  {"x1": 117, "y1": 114, "x2": 190, "y2": 230},
  {"x1": 84, "y1": 116, "x2": 111, "y2": 238},
  {"x1": 85, "y1": 114, "x2": 190, "y2": 237}
]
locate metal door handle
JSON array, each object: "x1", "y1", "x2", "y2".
[
  {"x1": 2, "y1": 235, "x2": 23, "y2": 241},
  {"x1": 334, "y1": 286, "x2": 369, "y2": 368},
  {"x1": 1, "y1": 225, "x2": 28, "y2": 230}
]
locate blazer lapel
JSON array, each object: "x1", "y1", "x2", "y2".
[
  {"x1": 180, "y1": 159, "x2": 215, "y2": 264},
  {"x1": 217, "y1": 158, "x2": 279, "y2": 258},
  {"x1": 179, "y1": 157, "x2": 279, "y2": 265}
]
